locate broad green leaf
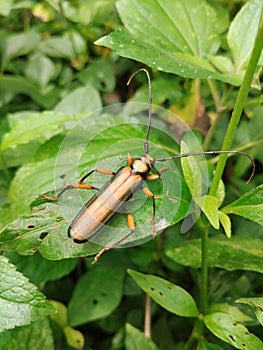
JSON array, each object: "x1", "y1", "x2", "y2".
[
  {"x1": 1, "y1": 113, "x2": 193, "y2": 258},
  {"x1": 96, "y1": 0, "x2": 248, "y2": 85},
  {"x1": 1, "y1": 31, "x2": 41, "y2": 68},
  {"x1": 0, "y1": 205, "x2": 100, "y2": 260},
  {"x1": 227, "y1": 0, "x2": 263, "y2": 70},
  {"x1": 125, "y1": 323, "x2": 158, "y2": 350},
  {"x1": 0, "y1": 76, "x2": 59, "y2": 109},
  {"x1": 0, "y1": 255, "x2": 55, "y2": 332},
  {"x1": 218, "y1": 211, "x2": 231, "y2": 238},
  {"x1": 128, "y1": 269, "x2": 199, "y2": 317},
  {"x1": 55, "y1": 85, "x2": 102, "y2": 116},
  {"x1": 222, "y1": 185, "x2": 263, "y2": 226},
  {"x1": 195, "y1": 195, "x2": 219, "y2": 229},
  {"x1": 68, "y1": 266, "x2": 124, "y2": 325},
  {"x1": 236, "y1": 297, "x2": 263, "y2": 327},
  {"x1": 165, "y1": 235, "x2": 263, "y2": 273},
  {"x1": 0, "y1": 318, "x2": 54, "y2": 349},
  {"x1": 4, "y1": 252, "x2": 77, "y2": 286},
  {"x1": 204, "y1": 312, "x2": 263, "y2": 349}
]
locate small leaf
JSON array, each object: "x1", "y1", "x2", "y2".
[
  {"x1": 222, "y1": 185, "x2": 263, "y2": 226},
  {"x1": 54, "y1": 85, "x2": 102, "y2": 116},
  {"x1": 40, "y1": 35, "x2": 75, "y2": 60},
  {"x1": 227, "y1": 0, "x2": 263, "y2": 69},
  {"x1": 64, "y1": 326, "x2": 84, "y2": 350},
  {"x1": 195, "y1": 195, "x2": 219, "y2": 229},
  {"x1": 208, "y1": 303, "x2": 252, "y2": 323},
  {"x1": 216, "y1": 179, "x2": 225, "y2": 207},
  {"x1": 125, "y1": 323, "x2": 158, "y2": 350},
  {"x1": 49, "y1": 300, "x2": 68, "y2": 328},
  {"x1": 204, "y1": 312, "x2": 263, "y2": 349},
  {"x1": 68, "y1": 266, "x2": 124, "y2": 326},
  {"x1": 236, "y1": 297, "x2": 263, "y2": 327},
  {"x1": 25, "y1": 54, "x2": 57, "y2": 87},
  {"x1": 165, "y1": 235, "x2": 263, "y2": 273},
  {"x1": 128, "y1": 269, "x2": 199, "y2": 317},
  {"x1": 0, "y1": 255, "x2": 55, "y2": 332},
  {"x1": 218, "y1": 211, "x2": 231, "y2": 238},
  {"x1": 1, "y1": 31, "x2": 41, "y2": 67},
  {"x1": 180, "y1": 139, "x2": 206, "y2": 198}
]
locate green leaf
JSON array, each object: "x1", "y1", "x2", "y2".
[
  {"x1": 4, "y1": 252, "x2": 77, "y2": 286},
  {"x1": 0, "y1": 255, "x2": 55, "y2": 332},
  {"x1": 1, "y1": 31, "x2": 41, "y2": 68},
  {"x1": 180, "y1": 141, "x2": 204, "y2": 198},
  {"x1": 2, "y1": 113, "x2": 193, "y2": 258},
  {"x1": 195, "y1": 195, "x2": 219, "y2": 229},
  {"x1": 0, "y1": 318, "x2": 54, "y2": 349},
  {"x1": 68, "y1": 266, "x2": 124, "y2": 326},
  {"x1": 165, "y1": 235, "x2": 263, "y2": 273},
  {"x1": 39, "y1": 35, "x2": 75, "y2": 60},
  {"x1": 1, "y1": 111, "x2": 73, "y2": 167},
  {"x1": 222, "y1": 185, "x2": 263, "y2": 226},
  {"x1": 207, "y1": 303, "x2": 252, "y2": 323},
  {"x1": 227, "y1": 0, "x2": 263, "y2": 70},
  {"x1": 0, "y1": 205, "x2": 99, "y2": 259},
  {"x1": 197, "y1": 340, "x2": 223, "y2": 350},
  {"x1": 96, "y1": 0, "x2": 246, "y2": 85},
  {"x1": 204, "y1": 312, "x2": 263, "y2": 349},
  {"x1": 0, "y1": 76, "x2": 59, "y2": 109},
  {"x1": 128, "y1": 269, "x2": 199, "y2": 317},
  {"x1": 218, "y1": 211, "x2": 231, "y2": 238},
  {"x1": 236, "y1": 297, "x2": 263, "y2": 327},
  {"x1": 54, "y1": 85, "x2": 102, "y2": 116},
  {"x1": 64, "y1": 326, "x2": 84, "y2": 350},
  {"x1": 25, "y1": 54, "x2": 57, "y2": 87},
  {"x1": 125, "y1": 323, "x2": 158, "y2": 350}
]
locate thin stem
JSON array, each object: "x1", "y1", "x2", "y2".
[
  {"x1": 209, "y1": 11, "x2": 263, "y2": 196},
  {"x1": 144, "y1": 293, "x2": 152, "y2": 338},
  {"x1": 200, "y1": 221, "x2": 209, "y2": 316}
]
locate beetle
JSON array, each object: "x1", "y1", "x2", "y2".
[{"x1": 41, "y1": 68, "x2": 255, "y2": 263}]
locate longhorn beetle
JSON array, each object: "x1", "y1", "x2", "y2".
[{"x1": 41, "y1": 68, "x2": 255, "y2": 263}]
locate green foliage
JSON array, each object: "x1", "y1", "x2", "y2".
[{"x1": 0, "y1": 0, "x2": 262, "y2": 349}]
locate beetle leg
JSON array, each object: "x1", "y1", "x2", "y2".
[
  {"x1": 40, "y1": 168, "x2": 115, "y2": 201},
  {"x1": 146, "y1": 166, "x2": 168, "y2": 181},
  {"x1": 142, "y1": 187, "x2": 156, "y2": 238},
  {"x1": 92, "y1": 209, "x2": 135, "y2": 264}
]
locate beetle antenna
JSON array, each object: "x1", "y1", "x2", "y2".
[
  {"x1": 127, "y1": 68, "x2": 152, "y2": 154},
  {"x1": 155, "y1": 150, "x2": 255, "y2": 183}
]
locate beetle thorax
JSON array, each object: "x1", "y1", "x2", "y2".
[{"x1": 131, "y1": 154, "x2": 154, "y2": 176}]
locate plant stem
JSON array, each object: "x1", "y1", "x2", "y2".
[
  {"x1": 209, "y1": 11, "x2": 263, "y2": 196},
  {"x1": 200, "y1": 221, "x2": 209, "y2": 316},
  {"x1": 144, "y1": 293, "x2": 151, "y2": 338}
]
